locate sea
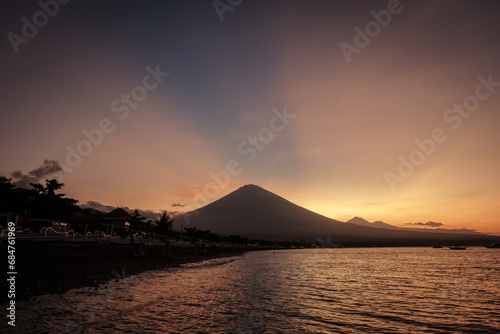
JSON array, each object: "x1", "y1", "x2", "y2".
[{"x1": 6, "y1": 247, "x2": 500, "y2": 333}]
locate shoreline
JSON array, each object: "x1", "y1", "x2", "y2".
[{"x1": 1, "y1": 242, "x2": 248, "y2": 303}]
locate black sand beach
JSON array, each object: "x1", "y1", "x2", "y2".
[{"x1": 1, "y1": 242, "x2": 247, "y2": 303}]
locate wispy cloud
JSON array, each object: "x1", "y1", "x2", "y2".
[{"x1": 406, "y1": 221, "x2": 443, "y2": 227}]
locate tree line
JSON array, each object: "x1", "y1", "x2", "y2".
[{"x1": 0, "y1": 176, "x2": 175, "y2": 236}]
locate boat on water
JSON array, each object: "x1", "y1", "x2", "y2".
[
  {"x1": 448, "y1": 245, "x2": 468, "y2": 250},
  {"x1": 486, "y1": 243, "x2": 500, "y2": 249}
]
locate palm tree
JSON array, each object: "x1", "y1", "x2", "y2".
[
  {"x1": 29, "y1": 179, "x2": 78, "y2": 220},
  {"x1": 154, "y1": 211, "x2": 174, "y2": 236},
  {"x1": 129, "y1": 209, "x2": 148, "y2": 230}
]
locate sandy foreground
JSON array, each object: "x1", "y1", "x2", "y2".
[{"x1": 1, "y1": 242, "x2": 248, "y2": 303}]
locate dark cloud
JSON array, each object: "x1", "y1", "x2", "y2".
[
  {"x1": 12, "y1": 175, "x2": 39, "y2": 189},
  {"x1": 406, "y1": 221, "x2": 443, "y2": 227},
  {"x1": 11, "y1": 170, "x2": 22, "y2": 178},
  {"x1": 171, "y1": 203, "x2": 187, "y2": 207},
  {"x1": 11, "y1": 159, "x2": 63, "y2": 188},
  {"x1": 28, "y1": 159, "x2": 63, "y2": 178},
  {"x1": 80, "y1": 201, "x2": 116, "y2": 213}
]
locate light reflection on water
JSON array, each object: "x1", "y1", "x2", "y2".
[{"x1": 8, "y1": 248, "x2": 500, "y2": 333}]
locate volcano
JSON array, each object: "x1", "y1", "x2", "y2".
[{"x1": 177, "y1": 184, "x2": 490, "y2": 242}]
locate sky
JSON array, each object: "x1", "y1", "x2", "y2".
[{"x1": 1, "y1": 0, "x2": 500, "y2": 234}]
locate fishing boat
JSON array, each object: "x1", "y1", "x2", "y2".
[
  {"x1": 486, "y1": 243, "x2": 500, "y2": 249},
  {"x1": 448, "y1": 245, "x2": 468, "y2": 250}
]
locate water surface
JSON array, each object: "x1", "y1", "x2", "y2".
[{"x1": 8, "y1": 247, "x2": 500, "y2": 333}]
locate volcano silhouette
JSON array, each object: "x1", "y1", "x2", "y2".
[{"x1": 177, "y1": 184, "x2": 485, "y2": 242}]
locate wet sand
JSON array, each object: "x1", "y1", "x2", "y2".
[{"x1": 1, "y1": 242, "x2": 247, "y2": 303}]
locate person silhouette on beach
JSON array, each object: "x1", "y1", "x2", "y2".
[{"x1": 164, "y1": 238, "x2": 171, "y2": 258}]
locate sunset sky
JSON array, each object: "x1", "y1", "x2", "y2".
[{"x1": 1, "y1": 1, "x2": 500, "y2": 234}]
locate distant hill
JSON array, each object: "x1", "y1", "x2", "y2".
[
  {"x1": 177, "y1": 185, "x2": 491, "y2": 242},
  {"x1": 346, "y1": 217, "x2": 482, "y2": 235},
  {"x1": 346, "y1": 217, "x2": 400, "y2": 230}
]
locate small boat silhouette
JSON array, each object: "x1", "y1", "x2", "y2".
[{"x1": 448, "y1": 245, "x2": 468, "y2": 250}]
